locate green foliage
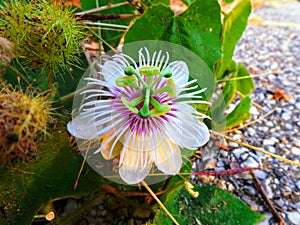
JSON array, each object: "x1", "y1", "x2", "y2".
[
  {"x1": 0, "y1": 0, "x2": 85, "y2": 75},
  {"x1": 210, "y1": 0, "x2": 253, "y2": 130},
  {"x1": 0, "y1": 124, "x2": 105, "y2": 225},
  {"x1": 125, "y1": 0, "x2": 222, "y2": 69},
  {"x1": 215, "y1": 0, "x2": 252, "y2": 79},
  {"x1": 154, "y1": 184, "x2": 264, "y2": 225}
]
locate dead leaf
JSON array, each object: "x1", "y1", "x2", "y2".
[{"x1": 273, "y1": 88, "x2": 293, "y2": 101}]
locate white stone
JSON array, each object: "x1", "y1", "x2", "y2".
[
  {"x1": 263, "y1": 139, "x2": 275, "y2": 146},
  {"x1": 287, "y1": 211, "x2": 300, "y2": 225},
  {"x1": 291, "y1": 147, "x2": 300, "y2": 156},
  {"x1": 247, "y1": 127, "x2": 256, "y2": 136},
  {"x1": 282, "y1": 112, "x2": 291, "y2": 120}
]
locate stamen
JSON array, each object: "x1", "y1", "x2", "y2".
[
  {"x1": 150, "y1": 68, "x2": 172, "y2": 89},
  {"x1": 153, "y1": 78, "x2": 176, "y2": 97},
  {"x1": 124, "y1": 66, "x2": 147, "y2": 88},
  {"x1": 150, "y1": 98, "x2": 171, "y2": 117}
]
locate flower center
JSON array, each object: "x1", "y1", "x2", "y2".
[{"x1": 116, "y1": 66, "x2": 176, "y2": 118}]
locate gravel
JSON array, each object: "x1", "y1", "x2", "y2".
[{"x1": 194, "y1": 1, "x2": 300, "y2": 225}]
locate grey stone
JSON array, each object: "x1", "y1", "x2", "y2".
[
  {"x1": 243, "y1": 186, "x2": 256, "y2": 196},
  {"x1": 232, "y1": 148, "x2": 248, "y2": 159},
  {"x1": 287, "y1": 211, "x2": 300, "y2": 225},
  {"x1": 241, "y1": 157, "x2": 259, "y2": 168},
  {"x1": 254, "y1": 170, "x2": 267, "y2": 180},
  {"x1": 296, "y1": 180, "x2": 300, "y2": 190},
  {"x1": 285, "y1": 123, "x2": 293, "y2": 130},
  {"x1": 63, "y1": 199, "x2": 78, "y2": 214}
]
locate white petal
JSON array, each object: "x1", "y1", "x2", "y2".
[
  {"x1": 118, "y1": 129, "x2": 155, "y2": 184},
  {"x1": 119, "y1": 164, "x2": 152, "y2": 184},
  {"x1": 167, "y1": 61, "x2": 189, "y2": 89},
  {"x1": 67, "y1": 113, "x2": 99, "y2": 140},
  {"x1": 155, "y1": 139, "x2": 182, "y2": 175},
  {"x1": 101, "y1": 60, "x2": 124, "y2": 87},
  {"x1": 176, "y1": 104, "x2": 210, "y2": 149}
]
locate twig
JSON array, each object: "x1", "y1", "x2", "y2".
[
  {"x1": 77, "y1": 14, "x2": 138, "y2": 21},
  {"x1": 211, "y1": 131, "x2": 300, "y2": 167},
  {"x1": 250, "y1": 170, "x2": 284, "y2": 225},
  {"x1": 141, "y1": 180, "x2": 179, "y2": 225},
  {"x1": 182, "y1": 167, "x2": 260, "y2": 176},
  {"x1": 75, "y1": 2, "x2": 129, "y2": 16},
  {"x1": 127, "y1": 0, "x2": 144, "y2": 13}
]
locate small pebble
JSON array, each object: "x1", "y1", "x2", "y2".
[
  {"x1": 247, "y1": 127, "x2": 256, "y2": 136},
  {"x1": 291, "y1": 147, "x2": 300, "y2": 156},
  {"x1": 287, "y1": 211, "x2": 300, "y2": 225},
  {"x1": 266, "y1": 145, "x2": 276, "y2": 154},
  {"x1": 282, "y1": 112, "x2": 291, "y2": 120},
  {"x1": 254, "y1": 170, "x2": 267, "y2": 180},
  {"x1": 232, "y1": 148, "x2": 248, "y2": 159},
  {"x1": 263, "y1": 139, "x2": 275, "y2": 146},
  {"x1": 296, "y1": 180, "x2": 300, "y2": 190},
  {"x1": 241, "y1": 157, "x2": 259, "y2": 168}
]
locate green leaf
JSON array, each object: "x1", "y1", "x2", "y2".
[
  {"x1": 0, "y1": 124, "x2": 105, "y2": 225},
  {"x1": 154, "y1": 185, "x2": 264, "y2": 225},
  {"x1": 234, "y1": 64, "x2": 255, "y2": 96},
  {"x1": 215, "y1": 0, "x2": 252, "y2": 79},
  {"x1": 124, "y1": 0, "x2": 222, "y2": 69},
  {"x1": 226, "y1": 96, "x2": 251, "y2": 128},
  {"x1": 125, "y1": 5, "x2": 174, "y2": 43}
]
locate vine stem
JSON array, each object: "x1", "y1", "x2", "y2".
[
  {"x1": 141, "y1": 180, "x2": 179, "y2": 225},
  {"x1": 75, "y1": 2, "x2": 129, "y2": 16},
  {"x1": 211, "y1": 130, "x2": 300, "y2": 167}
]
